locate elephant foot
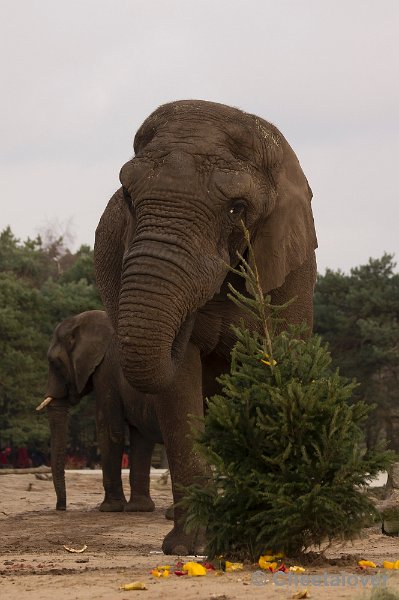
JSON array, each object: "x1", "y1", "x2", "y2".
[
  {"x1": 99, "y1": 497, "x2": 127, "y2": 512},
  {"x1": 165, "y1": 503, "x2": 174, "y2": 520},
  {"x1": 162, "y1": 526, "x2": 206, "y2": 556},
  {"x1": 56, "y1": 500, "x2": 66, "y2": 511},
  {"x1": 124, "y1": 495, "x2": 155, "y2": 512}
]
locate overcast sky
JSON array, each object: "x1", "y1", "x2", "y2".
[{"x1": 1, "y1": 0, "x2": 398, "y2": 273}]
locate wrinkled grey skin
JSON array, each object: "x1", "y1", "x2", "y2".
[
  {"x1": 45, "y1": 310, "x2": 163, "y2": 513},
  {"x1": 94, "y1": 100, "x2": 317, "y2": 554}
]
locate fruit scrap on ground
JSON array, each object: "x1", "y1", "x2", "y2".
[
  {"x1": 259, "y1": 557, "x2": 277, "y2": 570},
  {"x1": 224, "y1": 561, "x2": 244, "y2": 572},
  {"x1": 258, "y1": 553, "x2": 290, "y2": 572},
  {"x1": 358, "y1": 560, "x2": 377, "y2": 569},
  {"x1": 120, "y1": 581, "x2": 147, "y2": 590},
  {"x1": 383, "y1": 560, "x2": 399, "y2": 569},
  {"x1": 183, "y1": 561, "x2": 207, "y2": 576},
  {"x1": 292, "y1": 590, "x2": 309, "y2": 599},
  {"x1": 151, "y1": 565, "x2": 170, "y2": 577},
  {"x1": 63, "y1": 544, "x2": 87, "y2": 553}
]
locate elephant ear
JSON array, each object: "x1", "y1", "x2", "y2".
[
  {"x1": 248, "y1": 118, "x2": 317, "y2": 293},
  {"x1": 94, "y1": 187, "x2": 136, "y2": 330},
  {"x1": 71, "y1": 311, "x2": 115, "y2": 395}
]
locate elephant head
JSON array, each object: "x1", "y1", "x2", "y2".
[
  {"x1": 39, "y1": 310, "x2": 114, "y2": 509},
  {"x1": 94, "y1": 100, "x2": 317, "y2": 394}
]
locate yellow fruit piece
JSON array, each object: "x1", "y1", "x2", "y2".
[
  {"x1": 261, "y1": 358, "x2": 277, "y2": 366},
  {"x1": 120, "y1": 581, "x2": 147, "y2": 590},
  {"x1": 151, "y1": 567, "x2": 170, "y2": 577},
  {"x1": 259, "y1": 555, "x2": 276, "y2": 563},
  {"x1": 183, "y1": 562, "x2": 207, "y2": 577},
  {"x1": 358, "y1": 560, "x2": 377, "y2": 569},
  {"x1": 258, "y1": 556, "x2": 277, "y2": 570},
  {"x1": 225, "y1": 561, "x2": 244, "y2": 572},
  {"x1": 259, "y1": 552, "x2": 285, "y2": 567},
  {"x1": 289, "y1": 566, "x2": 306, "y2": 573},
  {"x1": 383, "y1": 560, "x2": 399, "y2": 569}
]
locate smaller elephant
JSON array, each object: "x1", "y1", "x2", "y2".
[{"x1": 38, "y1": 310, "x2": 165, "y2": 513}]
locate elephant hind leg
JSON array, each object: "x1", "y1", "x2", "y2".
[
  {"x1": 124, "y1": 427, "x2": 155, "y2": 512},
  {"x1": 97, "y1": 400, "x2": 127, "y2": 512},
  {"x1": 124, "y1": 495, "x2": 155, "y2": 512},
  {"x1": 99, "y1": 497, "x2": 126, "y2": 512}
]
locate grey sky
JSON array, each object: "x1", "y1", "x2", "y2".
[{"x1": 1, "y1": 0, "x2": 398, "y2": 273}]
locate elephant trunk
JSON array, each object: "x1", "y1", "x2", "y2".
[
  {"x1": 118, "y1": 239, "x2": 222, "y2": 392},
  {"x1": 47, "y1": 400, "x2": 70, "y2": 510}
]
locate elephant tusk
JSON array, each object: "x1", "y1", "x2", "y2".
[{"x1": 36, "y1": 396, "x2": 54, "y2": 411}]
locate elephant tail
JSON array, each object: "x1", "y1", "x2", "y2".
[{"x1": 47, "y1": 399, "x2": 70, "y2": 510}]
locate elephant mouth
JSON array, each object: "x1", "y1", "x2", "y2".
[
  {"x1": 44, "y1": 379, "x2": 86, "y2": 406},
  {"x1": 171, "y1": 313, "x2": 196, "y2": 361}
]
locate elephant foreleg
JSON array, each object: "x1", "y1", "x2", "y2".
[
  {"x1": 154, "y1": 342, "x2": 208, "y2": 555},
  {"x1": 124, "y1": 427, "x2": 155, "y2": 512}
]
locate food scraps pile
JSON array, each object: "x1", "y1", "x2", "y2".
[{"x1": 61, "y1": 547, "x2": 397, "y2": 593}]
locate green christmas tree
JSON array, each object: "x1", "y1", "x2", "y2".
[{"x1": 183, "y1": 229, "x2": 393, "y2": 560}]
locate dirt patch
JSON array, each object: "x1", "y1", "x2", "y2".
[{"x1": 1, "y1": 471, "x2": 399, "y2": 599}]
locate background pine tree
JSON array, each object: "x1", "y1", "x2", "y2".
[
  {"x1": 314, "y1": 255, "x2": 399, "y2": 452},
  {"x1": 0, "y1": 227, "x2": 101, "y2": 450}
]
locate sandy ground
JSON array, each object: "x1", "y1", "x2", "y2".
[{"x1": 1, "y1": 470, "x2": 399, "y2": 600}]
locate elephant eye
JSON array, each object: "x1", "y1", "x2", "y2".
[
  {"x1": 49, "y1": 357, "x2": 63, "y2": 372},
  {"x1": 122, "y1": 186, "x2": 133, "y2": 205},
  {"x1": 228, "y1": 199, "x2": 247, "y2": 218},
  {"x1": 122, "y1": 186, "x2": 136, "y2": 215}
]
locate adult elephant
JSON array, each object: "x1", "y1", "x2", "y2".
[
  {"x1": 94, "y1": 100, "x2": 317, "y2": 554},
  {"x1": 39, "y1": 310, "x2": 163, "y2": 513}
]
